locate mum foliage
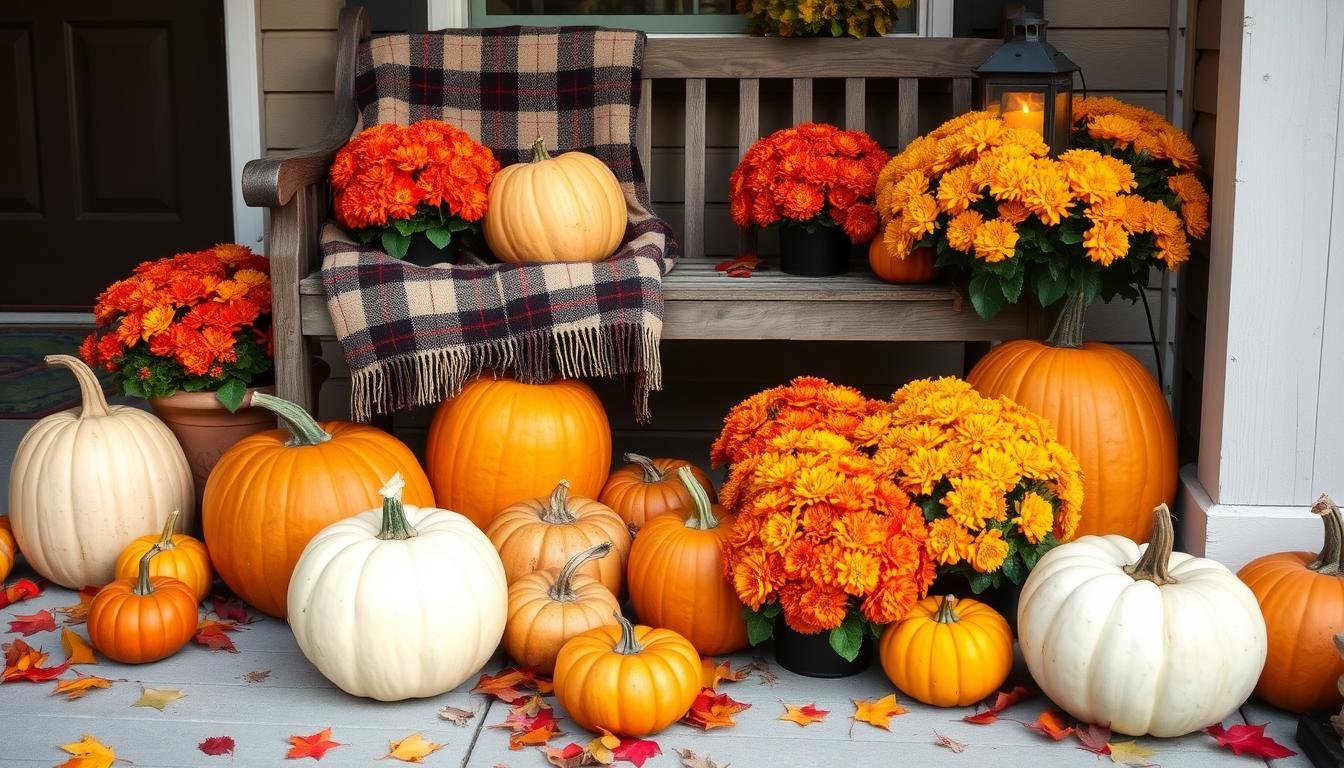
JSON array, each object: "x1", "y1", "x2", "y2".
[{"x1": 737, "y1": 0, "x2": 911, "y2": 38}]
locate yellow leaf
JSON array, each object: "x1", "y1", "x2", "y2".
[
  {"x1": 386, "y1": 732, "x2": 444, "y2": 763},
  {"x1": 61, "y1": 629, "x2": 96, "y2": 665},
  {"x1": 132, "y1": 687, "x2": 184, "y2": 711},
  {"x1": 57, "y1": 733, "x2": 115, "y2": 768},
  {"x1": 779, "y1": 702, "x2": 829, "y2": 727},
  {"x1": 1108, "y1": 740, "x2": 1156, "y2": 766},
  {"x1": 587, "y1": 727, "x2": 620, "y2": 764},
  {"x1": 851, "y1": 694, "x2": 907, "y2": 731},
  {"x1": 51, "y1": 673, "x2": 113, "y2": 701}
]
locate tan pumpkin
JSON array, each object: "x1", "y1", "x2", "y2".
[
  {"x1": 599, "y1": 453, "x2": 717, "y2": 533},
  {"x1": 9, "y1": 355, "x2": 193, "y2": 588},
  {"x1": 869, "y1": 240, "x2": 937, "y2": 284},
  {"x1": 487, "y1": 480, "x2": 631, "y2": 594},
  {"x1": 483, "y1": 137, "x2": 626, "y2": 264},
  {"x1": 114, "y1": 510, "x2": 213, "y2": 603},
  {"x1": 503, "y1": 541, "x2": 621, "y2": 675},
  {"x1": 0, "y1": 516, "x2": 15, "y2": 582}
]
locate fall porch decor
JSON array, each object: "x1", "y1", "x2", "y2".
[
  {"x1": 113, "y1": 510, "x2": 212, "y2": 603},
  {"x1": 502, "y1": 541, "x2": 621, "y2": 675},
  {"x1": 600, "y1": 453, "x2": 717, "y2": 533},
  {"x1": 88, "y1": 544, "x2": 198, "y2": 664},
  {"x1": 737, "y1": 0, "x2": 911, "y2": 38},
  {"x1": 879, "y1": 594, "x2": 1012, "y2": 707}
]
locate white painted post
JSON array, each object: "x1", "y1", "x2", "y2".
[{"x1": 223, "y1": 0, "x2": 265, "y2": 250}]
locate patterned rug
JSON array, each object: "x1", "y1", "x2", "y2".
[{"x1": 0, "y1": 326, "x2": 113, "y2": 419}]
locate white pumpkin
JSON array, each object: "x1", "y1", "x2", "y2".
[
  {"x1": 1018, "y1": 503, "x2": 1266, "y2": 737},
  {"x1": 288, "y1": 473, "x2": 508, "y2": 701},
  {"x1": 8, "y1": 355, "x2": 193, "y2": 588}
]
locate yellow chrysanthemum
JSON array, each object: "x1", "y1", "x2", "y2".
[
  {"x1": 1082, "y1": 220, "x2": 1129, "y2": 266},
  {"x1": 902, "y1": 193, "x2": 940, "y2": 237},
  {"x1": 986, "y1": 155, "x2": 1035, "y2": 202},
  {"x1": 949, "y1": 119, "x2": 1005, "y2": 159},
  {"x1": 760, "y1": 511, "x2": 801, "y2": 552},
  {"x1": 1013, "y1": 491, "x2": 1055, "y2": 544},
  {"x1": 832, "y1": 550, "x2": 882, "y2": 596},
  {"x1": 968, "y1": 528, "x2": 1010, "y2": 573},
  {"x1": 1021, "y1": 162, "x2": 1074, "y2": 226},
  {"x1": 1087, "y1": 114, "x2": 1142, "y2": 148},
  {"x1": 882, "y1": 220, "x2": 916, "y2": 260},
  {"x1": 942, "y1": 476, "x2": 1005, "y2": 530},
  {"x1": 997, "y1": 200, "x2": 1030, "y2": 225},
  {"x1": 945, "y1": 209, "x2": 984, "y2": 253},
  {"x1": 1157, "y1": 231, "x2": 1192, "y2": 268},
  {"x1": 972, "y1": 218, "x2": 1020, "y2": 263},
  {"x1": 936, "y1": 165, "x2": 981, "y2": 214},
  {"x1": 1086, "y1": 195, "x2": 1129, "y2": 227},
  {"x1": 899, "y1": 445, "x2": 953, "y2": 497},
  {"x1": 926, "y1": 517, "x2": 973, "y2": 566},
  {"x1": 970, "y1": 446, "x2": 1023, "y2": 496}
]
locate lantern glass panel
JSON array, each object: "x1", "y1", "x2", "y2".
[{"x1": 1053, "y1": 88, "x2": 1072, "y2": 145}]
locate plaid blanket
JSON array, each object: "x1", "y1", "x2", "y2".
[{"x1": 320, "y1": 27, "x2": 675, "y2": 422}]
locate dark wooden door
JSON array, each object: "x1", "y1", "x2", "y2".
[{"x1": 0, "y1": 1, "x2": 233, "y2": 310}]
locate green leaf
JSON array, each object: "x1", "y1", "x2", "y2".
[
  {"x1": 968, "y1": 571, "x2": 995, "y2": 594},
  {"x1": 446, "y1": 218, "x2": 473, "y2": 232},
  {"x1": 1058, "y1": 223, "x2": 1083, "y2": 245},
  {"x1": 968, "y1": 272, "x2": 1007, "y2": 320},
  {"x1": 866, "y1": 619, "x2": 883, "y2": 639},
  {"x1": 392, "y1": 218, "x2": 416, "y2": 237},
  {"x1": 828, "y1": 614, "x2": 865, "y2": 662},
  {"x1": 999, "y1": 267, "x2": 1025, "y2": 304},
  {"x1": 381, "y1": 229, "x2": 411, "y2": 260},
  {"x1": 1021, "y1": 543, "x2": 1045, "y2": 570},
  {"x1": 1032, "y1": 268, "x2": 1069, "y2": 308},
  {"x1": 742, "y1": 606, "x2": 774, "y2": 646},
  {"x1": 1079, "y1": 266, "x2": 1103, "y2": 304},
  {"x1": 918, "y1": 496, "x2": 943, "y2": 522},
  {"x1": 424, "y1": 226, "x2": 453, "y2": 250},
  {"x1": 1000, "y1": 554, "x2": 1026, "y2": 585},
  {"x1": 214, "y1": 378, "x2": 247, "y2": 413}
]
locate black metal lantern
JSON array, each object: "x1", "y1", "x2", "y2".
[{"x1": 974, "y1": 13, "x2": 1080, "y2": 156}]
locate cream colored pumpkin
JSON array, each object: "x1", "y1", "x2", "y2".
[
  {"x1": 1018, "y1": 504, "x2": 1266, "y2": 737},
  {"x1": 8, "y1": 355, "x2": 193, "y2": 589},
  {"x1": 287, "y1": 474, "x2": 507, "y2": 701},
  {"x1": 483, "y1": 137, "x2": 626, "y2": 264}
]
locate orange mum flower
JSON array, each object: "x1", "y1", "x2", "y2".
[{"x1": 972, "y1": 219, "x2": 1019, "y2": 263}]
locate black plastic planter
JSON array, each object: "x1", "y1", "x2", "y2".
[
  {"x1": 779, "y1": 224, "x2": 850, "y2": 276},
  {"x1": 773, "y1": 620, "x2": 873, "y2": 678}
]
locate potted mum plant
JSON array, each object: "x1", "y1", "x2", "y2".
[
  {"x1": 730, "y1": 123, "x2": 887, "y2": 276},
  {"x1": 737, "y1": 0, "x2": 911, "y2": 37},
  {"x1": 330, "y1": 119, "x2": 500, "y2": 265}
]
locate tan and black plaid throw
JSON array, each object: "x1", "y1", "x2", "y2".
[{"x1": 320, "y1": 27, "x2": 675, "y2": 422}]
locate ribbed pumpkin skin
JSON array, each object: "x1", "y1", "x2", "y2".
[
  {"x1": 599, "y1": 456, "x2": 716, "y2": 531},
  {"x1": 0, "y1": 516, "x2": 15, "y2": 581},
  {"x1": 202, "y1": 422, "x2": 432, "y2": 618},
  {"x1": 503, "y1": 557, "x2": 620, "y2": 675},
  {"x1": 869, "y1": 240, "x2": 937, "y2": 284},
  {"x1": 1239, "y1": 551, "x2": 1344, "y2": 712},
  {"x1": 427, "y1": 378, "x2": 612, "y2": 530},
  {"x1": 487, "y1": 487, "x2": 631, "y2": 594},
  {"x1": 968, "y1": 340, "x2": 1176, "y2": 541},
  {"x1": 115, "y1": 529, "x2": 213, "y2": 603},
  {"x1": 879, "y1": 596, "x2": 1013, "y2": 707},
  {"x1": 87, "y1": 575, "x2": 198, "y2": 664},
  {"x1": 554, "y1": 622, "x2": 701, "y2": 737}
]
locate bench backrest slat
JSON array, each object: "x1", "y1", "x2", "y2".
[
  {"x1": 683, "y1": 78, "x2": 708, "y2": 260},
  {"x1": 792, "y1": 78, "x2": 813, "y2": 125},
  {"x1": 844, "y1": 78, "x2": 865, "y2": 131},
  {"x1": 738, "y1": 78, "x2": 761, "y2": 256},
  {"x1": 897, "y1": 77, "x2": 920, "y2": 148}
]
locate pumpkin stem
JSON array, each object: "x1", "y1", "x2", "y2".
[
  {"x1": 1308, "y1": 494, "x2": 1343, "y2": 575},
  {"x1": 933, "y1": 594, "x2": 961, "y2": 624},
  {"x1": 679, "y1": 466, "x2": 720, "y2": 530},
  {"x1": 624, "y1": 453, "x2": 666, "y2": 483},
  {"x1": 612, "y1": 611, "x2": 644, "y2": 655},
  {"x1": 1123, "y1": 503, "x2": 1179, "y2": 585},
  {"x1": 376, "y1": 473, "x2": 419, "y2": 540},
  {"x1": 530, "y1": 136, "x2": 552, "y2": 163},
  {"x1": 548, "y1": 542, "x2": 612, "y2": 602},
  {"x1": 134, "y1": 544, "x2": 165, "y2": 596},
  {"x1": 541, "y1": 480, "x2": 578, "y2": 524},
  {"x1": 154, "y1": 510, "x2": 181, "y2": 551},
  {"x1": 249, "y1": 391, "x2": 332, "y2": 446},
  {"x1": 1044, "y1": 291, "x2": 1088, "y2": 349},
  {"x1": 45, "y1": 354, "x2": 111, "y2": 418}
]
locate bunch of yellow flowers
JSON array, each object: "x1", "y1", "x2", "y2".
[
  {"x1": 875, "y1": 97, "x2": 1210, "y2": 319},
  {"x1": 737, "y1": 0, "x2": 910, "y2": 38}
]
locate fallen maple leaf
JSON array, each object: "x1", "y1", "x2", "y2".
[
  {"x1": 1076, "y1": 723, "x2": 1112, "y2": 755},
  {"x1": 60, "y1": 628, "x2": 96, "y2": 665},
  {"x1": 963, "y1": 685, "x2": 1036, "y2": 725},
  {"x1": 699, "y1": 658, "x2": 748, "y2": 690},
  {"x1": 778, "y1": 702, "x2": 829, "y2": 727},
  {"x1": 386, "y1": 732, "x2": 444, "y2": 763},
  {"x1": 746, "y1": 657, "x2": 778, "y2": 686},
  {"x1": 1025, "y1": 709, "x2": 1074, "y2": 741},
  {"x1": 681, "y1": 688, "x2": 751, "y2": 730},
  {"x1": 851, "y1": 693, "x2": 907, "y2": 731},
  {"x1": 51, "y1": 672, "x2": 112, "y2": 700},
  {"x1": 491, "y1": 697, "x2": 557, "y2": 733},
  {"x1": 472, "y1": 666, "x2": 553, "y2": 702},
  {"x1": 210, "y1": 594, "x2": 258, "y2": 624},
  {"x1": 0, "y1": 577, "x2": 41, "y2": 609},
  {"x1": 287, "y1": 727, "x2": 342, "y2": 760},
  {"x1": 1108, "y1": 740, "x2": 1157, "y2": 766},
  {"x1": 132, "y1": 686, "x2": 184, "y2": 711},
  {"x1": 243, "y1": 669, "x2": 271, "y2": 685},
  {"x1": 510, "y1": 720, "x2": 564, "y2": 750},
  {"x1": 2, "y1": 638, "x2": 67, "y2": 682},
  {"x1": 714, "y1": 253, "x2": 763, "y2": 278},
  {"x1": 8, "y1": 608, "x2": 56, "y2": 636},
  {"x1": 933, "y1": 732, "x2": 967, "y2": 753},
  {"x1": 194, "y1": 619, "x2": 240, "y2": 653},
  {"x1": 587, "y1": 728, "x2": 620, "y2": 764},
  {"x1": 199, "y1": 736, "x2": 236, "y2": 757},
  {"x1": 438, "y1": 704, "x2": 477, "y2": 725},
  {"x1": 675, "y1": 747, "x2": 728, "y2": 768},
  {"x1": 543, "y1": 743, "x2": 592, "y2": 768},
  {"x1": 56, "y1": 733, "x2": 115, "y2": 768},
  {"x1": 54, "y1": 590, "x2": 96, "y2": 626},
  {"x1": 613, "y1": 737, "x2": 661, "y2": 767},
  {"x1": 1207, "y1": 723, "x2": 1297, "y2": 759}
]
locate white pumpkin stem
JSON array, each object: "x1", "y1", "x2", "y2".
[
  {"x1": 1045, "y1": 291, "x2": 1087, "y2": 349},
  {"x1": 679, "y1": 466, "x2": 720, "y2": 530},
  {"x1": 540, "y1": 480, "x2": 578, "y2": 525},
  {"x1": 249, "y1": 391, "x2": 332, "y2": 446},
  {"x1": 1308, "y1": 494, "x2": 1343, "y2": 576},
  {"x1": 134, "y1": 544, "x2": 165, "y2": 596},
  {"x1": 376, "y1": 473, "x2": 419, "y2": 540},
  {"x1": 45, "y1": 354, "x2": 110, "y2": 418},
  {"x1": 624, "y1": 453, "x2": 666, "y2": 483},
  {"x1": 549, "y1": 542, "x2": 612, "y2": 602},
  {"x1": 154, "y1": 510, "x2": 181, "y2": 551},
  {"x1": 1124, "y1": 503, "x2": 1179, "y2": 585},
  {"x1": 611, "y1": 611, "x2": 644, "y2": 655},
  {"x1": 530, "y1": 136, "x2": 552, "y2": 163},
  {"x1": 934, "y1": 594, "x2": 961, "y2": 624}
]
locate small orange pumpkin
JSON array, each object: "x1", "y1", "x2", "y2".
[
  {"x1": 627, "y1": 467, "x2": 747, "y2": 655},
  {"x1": 87, "y1": 545, "x2": 198, "y2": 664},
  {"x1": 0, "y1": 516, "x2": 15, "y2": 581},
  {"x1": 553, "y1": 612, "x2": 701, "y2": 737},
  {"x1": 600, "y1": 453, "x2": 716, "y2": 534},
  {"x1": 1239, "y1": 493, "x2": 1344, "y2": 713},
  {"x1": 487, "y1": 480, "x2": 631, "y2": 594},
  {"x1": 869, "y1": 240, "x2": 937, "y2": 284},
  {"x1": 879, "y1": 594, "x2": 1013, "y2": 707},
  {"x1": 114, "y1": 510, "x2": 212, "y2": 603},
  {"x1": 503, "y1": 541, "x2": 621, "y2": 675}
]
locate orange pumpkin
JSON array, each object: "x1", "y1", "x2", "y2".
[
  {"x1": 87, "y1": 545, "x2": 198, "y2": 664},
  {"x1": 487, "y1": 480, "x2": 631, "y2": 594},
  {"x1": 967, "y1": 295, "x2": 1175, "y2": 541},
  {"x1": 503, "y1": 541, "x2": 621, "y2": 675},
  {"x1": 628, "y1": 467, "x2": 747, "y2": 655},
  {"x1": 869, "y1": 240, "x2": 937, "y2": 284},
  {"x1": 1239, "y1": 494, "x2": 1344, "y2": 713},
  {"x1": 202, "y1": 392, "x2": 432, "y2": 618},
  {"x1": 114, "y1": 510, "x2": 212, "y2": 603},
  {"x1": 427, "y1": 377, "x2": 612, "y2": 530},
  {"x1": 879, "y1": 594, "x2": 1013, "y2": 707},
  {"x1": 553, "y1": 612, "x2": 701, "y2": 737},
  {"x1": 0, "y1": 516, "x2": 15, "y2": 581},
  {"x1": 599, "y1": 453, "x2": 717, "y2": 534}
]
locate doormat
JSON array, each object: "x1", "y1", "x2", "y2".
[{"x1": 0, "y1": 326, "x2": 114, "y2": 419}]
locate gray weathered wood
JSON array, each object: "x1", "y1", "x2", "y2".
[
  {"x1": 844, "y1": 78, "x2": 866, "y2": 130},
  {"x1": 898, "y1": 77, "x2": 920, "y2": 148},
  {"x1": 738, "y1": 78, "x2": 760, "y2": 256},
  {"x1": 952, "y1": 76, "x2": 974, "y2": 115},
  {"x1": 642, "y1": 36, "x2": 1000, "y2": 79},
  {"x1": 792, "y1": 78, "x2": 813, "y2": 124},
  {"x1": 683, "y1": 78, "x2": 707, "y2": 261},
  {"x1": 271, "y1": 196, "x2": 315, "y2": 412},
  {"x1": 637, "y1": 78, "x2": 652, "y2": 188}
]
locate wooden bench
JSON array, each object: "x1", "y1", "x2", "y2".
[{"x1": 243, "y1": 7, "x2": 1046, "y2": 413}]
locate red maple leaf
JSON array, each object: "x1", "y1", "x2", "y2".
[
  {"x1": 1075, "y1": 723, "x2": 1111, "y2": 755},
  {"x1": 287, "y1": 727, "x2": 342, "y2": 760},
  {"x1": 194, "y1": 619, "x2": 240, "y2": 653},
  {"x1": 1207, "y1": 723, "x2": 1298, "y2": 759},
  {"x1": 3, "y1": 639, "x2": 68, "y2": 683},
  {"x1": 8, "y1": 609, "x2": 56, "y2": 636},
  {"x1": 199, "y1": 736, "x2": 236, "y2": 756},
  {"x1": 1025, "y1": 710, "x2": 1074, "y2": 741},
  {"x1": 714, "y1": 253, "x2": 763, "y2": 278},
  {"x1": 613, "y1": 736, "x2": 661, "y2": 767},
  {"x1": 470, "y1": 667, "x2": 553, "y2": 703},
  {"x1": 680, "y1": 688, "x2": 751, "y2": 730},
  {"x1": 210, "y1": 595, "x2": 257, "y2": 624},
  {"x1": 0, "y1": 578, "x2": 42, "y2": 609},
  {"x1": 963, "y1": 685, "x2": 1036, "y2": 725}
]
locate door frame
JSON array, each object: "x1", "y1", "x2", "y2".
[{"x1": 223, "y1": 0, "x2": 264, "y2": 250}]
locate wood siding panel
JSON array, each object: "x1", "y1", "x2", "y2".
[
  {"x1": 1196, "y1": 0, "x2": 1221, "y2": 49},
  {"x1": 262, "y1": 31, "x2": 337, "y2": 92},
  {"x1": 1193, "y1": 51, "x2": 1219, "y2": 115},
  {"x1": 1045, "y1": 0, "x2": 1171, "y2": 28},
  {"x1": 260, "y1": 0, "x2": 343, "y2": 30},
  {"x1": 1051, "y1": 30, "x2": 1169, "y2": 91},
  {"x1": 265, "y1": 93, "x2": 335, "y2": 150}
]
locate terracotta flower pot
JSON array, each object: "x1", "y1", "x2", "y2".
[{"x1": 150, "y1": 387, "x2": 277, "y2": 505}]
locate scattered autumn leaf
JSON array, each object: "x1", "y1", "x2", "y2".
[
  {"x1": 51, "y1": 672, "x2": 112, "y2": 700},
  {"x1": 56, "y1": 733, "x2": 115, "y2": 768},
  {"x1": 1107, "y1": 740, "x2": 1157, "y2": 766},
  {"x1": 194, "y1": 619, "x2": 241, "y2": 653},
  {"x1": 60, "y1": 628, "x2": 96, "y2": 665},
  {"x1": 8, "y1": 608, "x2": 56, "y2": 636},
  {"x1": 681, "y1": 688, "x2": 751, "y2": 730},
  {"x1": 243, "y1": 669, "x2": 271, "y2": 685},
  {"x1": 287, "y1": 727, "x2": 342, "y2": 760},
  {"x1": 510, "y1": 720, "x2": 564, "y2": 751},
  {"x1": 587, "y1": 728, "x2": 620, "y2": 764},
  {"x1": 778, "y1": 702, "x2": 829, "y2": 727},
  {"x1": 933, "y1": 732, "x2": 966, "y2": 753},
  {"x1": 0, "y1": 577, "x2": 41, "y2": 609},
  {"x1": 699, "y1": 658, "x2": 748, "y2": 690},
  {"x1": 199, "y1": 736, "x2": 236, "y2": 757},
  {"x1": 543, "y1": 743, "x2": 591, "y2": 768},
  {"x1": 1076, "y1": 723, "x2": 1112, "y2": 755},
  {"x1": 613, "y1": 736, "x2": 661, "y2": 767},
  {"x1": 491, "y1": 696, "x2": 556, "y2": 733},
  {"x1": 675, "y1": 747, "x2": 728, "y2": 768},
  {"x1": 1025, "y1": 709, "x2": 1074, "y2": 741},
  {"x1": 3, "y1": 638, "x2": 67, "y2": 682},
  {"x1": 851, "y1": 694, "x2": 907, "y2": 731},
  {"x1": 1207, "y1": 723, "x2": 1297, "y2": 759},
  {"x1": 386, "y1": 732, "x2": 444, "y2": 763},
  {"x1": 963, "y1": 685, "x2": 1035, "y2": 725},
  {"x1": 746, "y1": 657, "x2": 778, "y2": 686},
  {"x1": 471, "y1": 666, "x2": 553, "y2": 702},
  {"x1": 438, "y1": 704, "x2": 477, "y2": 726},
  {"x1": 714, "y1": 253, "x2": 763, "y2": 278},
  {"x1": 210, "y1": 594, "x2": 258, "y2": 624},
  {"x1": 132, "y1": 686, "x2": 185, "y2": 711}
]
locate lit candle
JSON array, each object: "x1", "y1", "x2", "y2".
[{"x1": 1000, "y1": 93, "x2": 1045, "y2": 136}]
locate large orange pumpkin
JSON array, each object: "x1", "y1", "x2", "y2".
[
  {"x1": 87, "y1": 545, "x2": 198, "y2": 664},
  {"x1": 202, "y1": 392, "x2": 432, "y2": 618},
  {"x1": 967, "y1": 295, "x2": 1176, "y2": 541},
  {"x1": 487, "y1": 480, "x2": 631, "y2": 594},
  {"x1": 869, "y1": 240, "x2": 937, "y2": 284},
  {"x1": 0, "y1": 516, "x2": 15, "y2": 581},
  {"x1": 627, "y1": 467, "x2": 747, "y2": 655},
  {"x1": 503, "y1": 541, "x2": 621, "y2": 675},
  {"x1": 114, "y1": 509, "x2": 213, "y2": 603},
  {"x1": 599, "y1": 453, "x2": 716, "y2": 534},
  {"x1": 1238, "y1": 493, "x2": 1344, "y2": 713},
  {"x1": 427, "y1": 377, "x2": 611, "y2": 530}
]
